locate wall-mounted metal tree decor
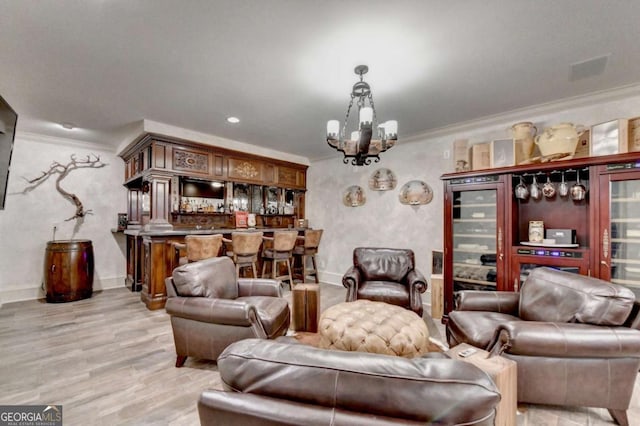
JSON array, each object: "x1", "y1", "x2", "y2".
[{"x1": 25, "y1": 154, "x2": 107, "y2": 221}]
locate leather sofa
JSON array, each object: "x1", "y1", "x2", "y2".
[
  {"x1": 198, "y1": 338, "x2": 501, "y2": 426},
  {"x1": 342, "y1": 247, "x2": 428, "y2": 316},
  {"x1": 446, "y1": 267, "x2": 640, "y2": 426},
  {"x1": 165, "y1": 256, "x2": 290, "y2": 367}
]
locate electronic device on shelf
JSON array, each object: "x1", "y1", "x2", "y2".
[
  {"x1": 517, "y1": 248, "x2": 583, "y2": 258},
  {"x1": 519, "y1": 242, "x2": 579, "y2": 248}
]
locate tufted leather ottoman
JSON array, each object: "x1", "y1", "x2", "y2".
[{"x1": 318, "y1": 300, "x2": 429, "y2": 358}]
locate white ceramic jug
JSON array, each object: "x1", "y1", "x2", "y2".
[
  {"x1": 511, "y1": 122, "x2": 537, "y2": 160},
  {"x1": 534, "y1": 123, "x2": 585, "y2": 157}
]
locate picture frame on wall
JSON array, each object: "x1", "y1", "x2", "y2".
[
  {"x1": 490, "y1": 139, "x2": 515, "y2": 168},
  {"x1": 590, "y1": 119, "x2": 629, "y2": 156}
]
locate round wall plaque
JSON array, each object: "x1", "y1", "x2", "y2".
[
  {"x1": 369, "y1": 168, "x2": 397, "y2": 191},
  {"x1": 343, "y1": 185, "x2": 366, "y2": 207},
  {"x1": 399, "y1": 180, "x2": 433, "y2": 205}
]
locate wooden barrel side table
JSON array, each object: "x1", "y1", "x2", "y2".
[{"x1": 44, "y1": 240, "x2": 94, "y2": 302}]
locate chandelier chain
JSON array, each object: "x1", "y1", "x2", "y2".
[
  {"x1": 342, "y1": 94, "x2": 356, "y2": 137},
  {"x1": 367, "y1": 93, "x2": 378, "y2": 126}
]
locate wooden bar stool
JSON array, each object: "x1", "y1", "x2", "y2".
[
  {"x1": 223, "y1": 231, "x2": 263, "y2": 278},
  {"x1": 293, "y1": 229, "x2": 323, "y2": 283},
  {"x1": 261, "y1": 230, "x2": 298, "y2": 287},
  {"x1": 173, "y1": 234, "x2": 223, "y2": 267}
]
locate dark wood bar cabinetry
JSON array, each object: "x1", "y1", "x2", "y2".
[
  {"x1": 594, "y1": 163, "x2": 640, "y2": 298},
  {"x1": 119, "y1": 133, "x2": 309, "y2": 310},
  {"x1": 442, "y1": 151, "x2": 640, "y2": 320}
]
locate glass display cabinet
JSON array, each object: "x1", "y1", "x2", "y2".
[
  {"x1": 451, "y1": 188, "x2": 499, "y2": 291},
  {"x1": 595, "y1": 163, "x2": 640, "y2": 298},
  {"x1": 443, "y1": 175, "x2": 508, "y2": 315}
]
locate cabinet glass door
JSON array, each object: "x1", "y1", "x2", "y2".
[
  {"x1": 452, "y1": 189, "x2": 499, "y2": 291},
  {"x1": 510, "y1": 248, "x2": 589, "y2": 291},
  {"x1": 605, "y1": 175, "x2": 640, "y2": 297}
]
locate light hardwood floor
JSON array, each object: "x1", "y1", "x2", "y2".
[{"x1": 0, "y1": 284, "x2": 638, "y2": 425}]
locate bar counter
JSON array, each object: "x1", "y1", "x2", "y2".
[
  {"x1": 124, "y1": 227, "x2": 308, "y2": 310},
  {"x1": 124, "y1": 227, "x2": 307, "y2": 237}
]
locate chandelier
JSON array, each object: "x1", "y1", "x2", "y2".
[{"x1": 326, "y1": 65, "x2": 398, "y2": 166}]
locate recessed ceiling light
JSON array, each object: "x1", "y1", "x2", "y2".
[
  {"x1": 226, "y1": 116, "x2": 240, "y2": 124},
  {"x1": 61, "y1": 122, "x2": 75, "y2": 130}
]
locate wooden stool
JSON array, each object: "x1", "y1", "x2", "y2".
[
  {"x1": 293, "y1": 229, "x2": 323, "y2": 283},
  {"x1": 173, "y1": 234, "x2": 223, "y2": 267},
  {"x1": 292, "y1": 283, "x2": 320, "y2": 333},
  {"x1": 262, "y1": 230, "x2": 298, "y2": 287},
  {"x1": 223, "y1": 231, "x2": 263, "y2": 278}
]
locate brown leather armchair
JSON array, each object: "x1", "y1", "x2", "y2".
[
  {"x1": 198, "y1": 338, "x2": 501, "y2": 426},
  {"x1": 165, "y1": 256, "x2": 290, "y2": 367},
  {"x1": 446, "y1": 267, "x2": 640, "y2": 426},
  {"x1": 342, "y1": 247, "x2": 428, "y2": 317}
]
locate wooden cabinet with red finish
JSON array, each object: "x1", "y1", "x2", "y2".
[
  {"x1": 593, "y1": 162, "x2": 640, "y2": 299},
  {"x1": 442, "y1": 151, "x2": 640, "y2": 321},
  {"x1": 443, "y1": 175, "x2": 509, "y2": 317}
]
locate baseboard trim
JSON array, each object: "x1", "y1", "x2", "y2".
[
  {"x1": 317, "y1": 270, "x2": 343, "y2": 287},
  {"x1": 0, "y1": 276, "x2": 126, "y2": 306}
]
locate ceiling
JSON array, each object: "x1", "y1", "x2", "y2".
[{"x1": 1, "y1": 1, "x2": 640, "y2": 161}]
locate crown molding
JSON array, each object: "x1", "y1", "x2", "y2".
[
  {"x1": 401, "y1": 82, "x2": 640, "y2": 144},
  {"x1": 140, "y1": 119, "x2": 311, "y2": 166},
  {"x1": 16, "y1": 131, "x2": 117, "y2": 153}
]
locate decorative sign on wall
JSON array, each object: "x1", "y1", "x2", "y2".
[
  {"x1": 399, "y1": 180, "x2": 433, "y2": 205},
  {"x1": 368, "y1": 168, "x2": 397, "y2": 191},
  {"x1": 343, "y1": 185, "x2": 366, "y2": 207}
]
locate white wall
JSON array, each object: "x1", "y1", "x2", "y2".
[
  {"x1": 307, "y1": 138, "x2": 449, "y2": 286},
  {"x1": 307, "y1": 87, "x2": 640, "y2": 288},
  {"x1": 4, "y1": 85, "x2": 640, "y2": 304},
  {"x1": 0, "y1": 133, "x2": 128, "y2": 304}
]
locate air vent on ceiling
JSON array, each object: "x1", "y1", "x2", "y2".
[{"x1": 569, "y1": 55, "x2": 609, "y2": 81}]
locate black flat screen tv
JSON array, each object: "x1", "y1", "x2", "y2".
[
  {"x1": 180, "y1": 177, "x2": 224, "y2": 199},
  {"x1": 0, "y1": 95, "x2": 18, "y2": 210}
]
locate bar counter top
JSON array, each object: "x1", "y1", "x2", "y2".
[{"x1": 124, "y1": 227, "x2": 308, "y2": 237}]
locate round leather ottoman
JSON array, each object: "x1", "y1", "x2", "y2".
[{"x1": 318, "y1": 300, "x2": 429, "y2": 358}]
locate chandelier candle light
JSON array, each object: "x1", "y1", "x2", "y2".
[{"x1": 326, "y1": 65, "x2": 398, "y2": 166}]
